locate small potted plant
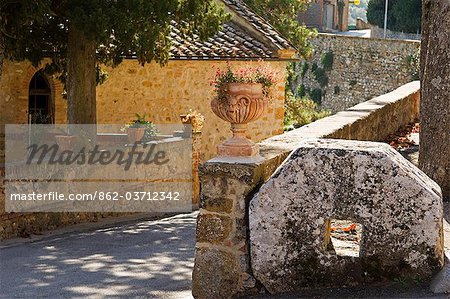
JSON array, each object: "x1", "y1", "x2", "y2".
[
  {"x1": 122, "y1": 114, "x2": 157, "y2": 144},
  {"x1": 210, "y1": 61, "x2": 280, "y2": 156}
]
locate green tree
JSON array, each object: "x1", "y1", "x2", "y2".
[
  {"x1": 392, "y1": 0, "x2": 422, "y2": 33},
  {"x1": 0, "y1": 0, "x2": 229, "y2": 124},
  {"x1": 243, "y1": 0, "x2": 315, "y2": 58},
  {"x1": 367, "y1": 0, "x2": 421, "y2": 33}
]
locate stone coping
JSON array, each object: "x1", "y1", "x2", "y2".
[
  {"x1": 259, "y1": 81, "x2": 420, "y2": 158},
  {"x1": 317, "y1": 32, "x2": 421, "y2": 45},
  {"x1": 202, "y1": 81, "x2": 420, "y2": 180}
]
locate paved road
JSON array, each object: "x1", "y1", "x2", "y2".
[
  {"x1": 0, "y1": 213, "x2": 197, "y2": 299},
  {"x1": 1, "y1": 207, "x2": 449, "y2": 299}
]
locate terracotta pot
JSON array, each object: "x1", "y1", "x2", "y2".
[
  {"x1": 211, "y1": 83, "x2": 267, "y2": 157},
  {"x1": 55, "y1": 135, "x2": 77, "y2": 151},
  {"x1": 127, "y1": 127, "x2": 145, "y2": 144}
]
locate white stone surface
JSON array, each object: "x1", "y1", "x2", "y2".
[{"x1": 250, "y1": 138, "x2": 444, "y2": 294}]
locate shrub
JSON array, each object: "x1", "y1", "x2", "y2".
[{"x1": 284, "y1": 94, "x2": 331, "y2": 130}]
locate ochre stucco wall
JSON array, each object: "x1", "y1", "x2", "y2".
[{"x1": 0, "y1": 59, "x2": 287, "y2": 162}]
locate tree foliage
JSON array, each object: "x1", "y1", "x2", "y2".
[
  {"x1": 0, "y1": 0, "x2": 229, "y2": 123},
  {"x1": 367, "y1": 0, "x2": 421, "y2": 33},
  {"x1": 243, "y1": 0, "x2": 315, "y2": 58},
  {"x1": 1, "y1": 0, "x2": 229, "y2": 78}
]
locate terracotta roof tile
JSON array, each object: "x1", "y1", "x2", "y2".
[{"x1": 168, "y1": 0, "x2": 294, "y2": 60}]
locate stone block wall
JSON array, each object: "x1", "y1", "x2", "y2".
[
  {"x1": 193, "y1": 81, "x2": 424, "y2": 298},
  {"x1": 0, "y1": 59, "x2": 286, "y2": 238},
  {"x1": 0, "y1": 59, "x2": 287, "y2": 164},
  {"x1": 0, "y1": 134, "x2": 192, "y2": 239},
  {"x1": 96, "y1": 60, "x2": 286, "y2": 162},
  {"x1": 292, "y1": 33, "x2": 420, "y2": 112},
  {"x1": 370, "y1": 25, "x2": 421, "y2": 41}
]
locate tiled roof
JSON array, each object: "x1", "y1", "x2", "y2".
[
  {"x1": 220, "y1": 0, "x2": 293, "y2": 50},
  {"x1": 169, "y1": 0, "x2": 295, "y2": 60}
]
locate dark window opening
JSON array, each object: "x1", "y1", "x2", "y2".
[{"x1": 28, "y1": 72, "x2": 53, "y2": 124}]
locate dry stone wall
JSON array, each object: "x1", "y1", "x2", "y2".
[{"x1": 292, "y1": 33, "x2": 420, "y2": 112}]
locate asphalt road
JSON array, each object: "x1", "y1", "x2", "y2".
[
  {"x1": 1, "y1": 206, "x2": 449, "y2": 299},
  {"x1": 0, "y1": 213, "x2": 197, "y2": 299}
]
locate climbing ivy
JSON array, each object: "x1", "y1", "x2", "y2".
[
  {"x1": 406, "y1": 50, "x2": 420, "y2": 81},
  {"x1": 310, "y1": 88, "x2": 323, "y2": 104},
  {"x1": 313, "y1": 67, "x2": 328, "y2": 87},
  {"x1": 321, "y1": 50, "x2": 334, "y2": 71},
  {"x1": 300, "y1": 62, "x2": 309, "y2": 78},
  {"x1": 334, "y1": 85, "x2": 341, "y2": 95},
  {"x1": 297, "y1": 84, "x2": 309, "y2": 98}
]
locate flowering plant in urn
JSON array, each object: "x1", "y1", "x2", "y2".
[{"x1": 210, "y1": 62, "x2": 280, "y2": 156}]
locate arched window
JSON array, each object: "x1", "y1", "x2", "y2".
[{"x1": 28, "y1": 71, "x2": 53, "y2": 124}]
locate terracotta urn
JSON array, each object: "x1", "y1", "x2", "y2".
[
  {"x1": 55, "y1": 135, "x2": 77, "y2": 151},
  {"x1": 211, "y1": 83, "x2": 267, "y2": 157},
  {"x1": 127, "y1": 127, "x2": 145, "y2": 144}
]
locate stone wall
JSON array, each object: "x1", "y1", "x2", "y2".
[
  {"x1": 273, "y1": 81, "x2": 420, "y2": 147},
  {"x1": 0, "y1": 133, "x2": 193, "y2": 239},
  {"x1": 370, "y1": 25, "x2": 421, "y2": 41},
  {"x1": 0, "y1": 59, "x2": 287, "y2": 239},
  {"x1": 291, "y1": 33, "x2": 420, "y2": 112},
  {"x1": 0, "y1": 60, "x2": 67, "y2": 163},
  {"x1": 193, "y1": 81, "x2": 424, "y2": 298},
  {"x1": 0, "y1": 59, "x2": 286, "y2": 164}
]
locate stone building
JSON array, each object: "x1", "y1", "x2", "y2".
[
  {"x1": 298, "y1": 0, "x2": 350, "y2": 32},
  {"x1": 0, "y1": 0, "x2": 296, "y2": 164},
  {"x1": 0, "y1": 0, "x2": 297, "y2": 239}
]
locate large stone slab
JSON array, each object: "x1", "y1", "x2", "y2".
[{"x1": 250, "y1": 138, "x2": 444, "y2": 294}]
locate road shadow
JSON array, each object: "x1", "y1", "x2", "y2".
[{"x1": 0, "y1": 212, "x2": 197, "y2": 299}]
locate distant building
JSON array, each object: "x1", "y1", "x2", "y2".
[{"x1": 298, "y1": 0, "x2": 350, "y2": 32}]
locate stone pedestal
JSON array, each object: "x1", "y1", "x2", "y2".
[
  {"x1": 192, "y1": 155, "x2": 286, "y2": 299},
  {"x1": 217, "y1": 124, "x2": 259, "y2": 157}
]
